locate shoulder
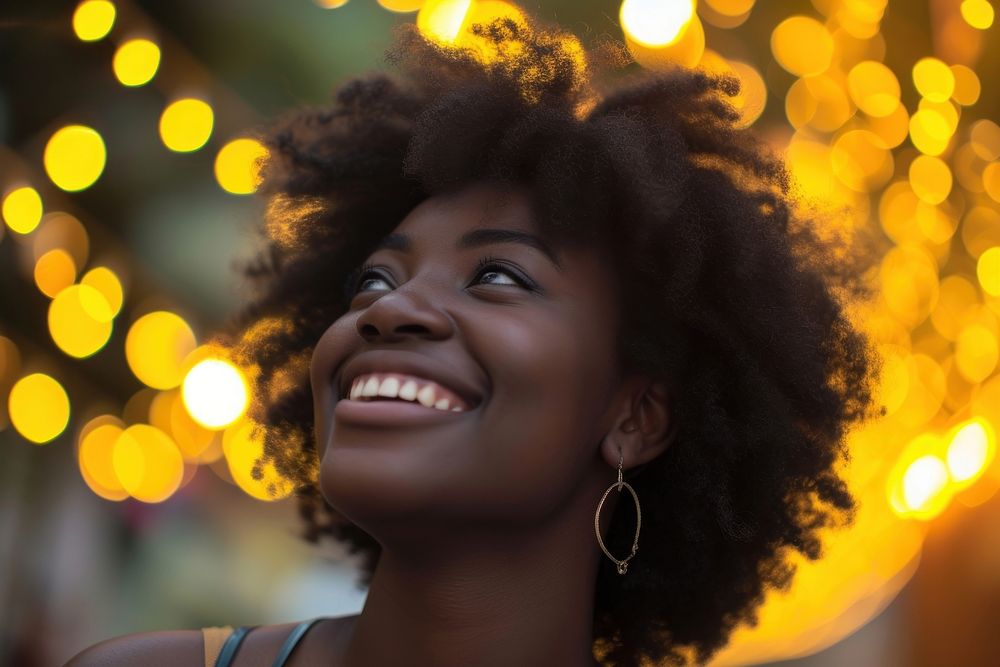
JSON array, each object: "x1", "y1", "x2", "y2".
[{"x1": 63, "y1": 615, "x2": 361, "y2": 667}]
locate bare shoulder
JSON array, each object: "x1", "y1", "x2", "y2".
[
  {"x1": 63, "y1": 628, "x2": 204, "y2": 667},
  {"x1": 63, "y1": 614, "x2": 361, "y2": 667}
]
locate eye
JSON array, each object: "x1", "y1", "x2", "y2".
[{"x1": 346, "y1": 255, "x2": 537, "y2": 297}]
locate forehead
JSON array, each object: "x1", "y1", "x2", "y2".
[{"x1": 394, "y1": 182, "x2": 539, "y2": 238}]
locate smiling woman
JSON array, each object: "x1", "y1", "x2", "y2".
[{"x1": 67, "y1": 9, "x2": 885, "y2": 667}]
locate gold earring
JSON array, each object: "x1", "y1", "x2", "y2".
[{"x1": 594, "y1": 448, "x2": 641, "y2": 575}]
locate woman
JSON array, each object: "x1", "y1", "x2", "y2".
[{"x1": 67, "y1": 11, "x2": 885, "y2": 667}]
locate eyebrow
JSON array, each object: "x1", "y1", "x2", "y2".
[{"x1": 375, "y1": 228, "x2": 563, "y2": 271}]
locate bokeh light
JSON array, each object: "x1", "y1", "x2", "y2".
[
  {"x1": 48, "y1": 285, "x2": 114, "y2": 358},
  {"x1": 181, "y1": 357, "x2": 249, "y2": 429},
  {"x1": 771, "y1": 16, "x2": 834, "y2": 77},
  {"x1": 2, "y1": 186, "x2": 43, "y2": 234},
  {"x1": 620, "y1": 0, "x2": 696, "y2": 47},
  {"x1": 112, "y1": 423, "x2": 184, "y2": 503},
  {"x1": 112, "y1": 38, "x2": 161, "y2": 87},
  {"x1": 159, "y1": 98, "x2": 214, "y2": 152},
  {"x1": 222, "y1": 418, "x2": 294, "y2": 501},
  {"x1": 377, "y1": 0, "x2": 424, "y2": 11},
  {"x1": 72, "y1": 0, "x2": 116, "y2": 42},
  {"x1": 8, "y1": 373, "x2": 70, "y2": 444},
  {"x1": 34, "y1": 249, "x2": 77, "y2": 298},
  {"x1": 43, "y1": 125, "x2": 107, "y2": 192},
  {"x1": 78, "y1": 419, "x2": 129, "y2": 501},
  {"x1": 961, "y1": 0, "x2": 995, "y2": 29},
  {"x1": 80, "y1": 267, "x2": 124, "y2": 317},
  {"x1": 125, "y1": 311, "x2": 197, "y2": 389},
  {"x1": 214, "y1": 138, "x2": 268, "y2": 195}
]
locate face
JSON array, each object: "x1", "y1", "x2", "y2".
[{"x1": 310, "y1": 181, "x2": 625, "y2": 543}]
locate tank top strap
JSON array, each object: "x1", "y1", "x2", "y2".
[
  {"x1": 214, "y1": 625, "x2": 257, "y2": 667},
  {"x1": 270, "y1": 617, "x2": 330, "y2": 667}
]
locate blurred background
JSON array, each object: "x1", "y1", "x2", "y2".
[{"x1": 1, "y1": 0, "x2": 999, "y2": 665}]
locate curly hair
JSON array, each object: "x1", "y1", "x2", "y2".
[{"x1": 211, "y1": 13, "x2": 887, "y2": 667}]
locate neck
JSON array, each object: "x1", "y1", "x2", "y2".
[{"x1": 339, "y1": 496, "x2": 608, "y2": 667}]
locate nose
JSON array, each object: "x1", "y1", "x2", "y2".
[{"x1": 354, "y1": 279, "x2": 454, "y2": 343}]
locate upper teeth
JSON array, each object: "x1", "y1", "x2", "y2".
[{"x1": 348, "y1": 373, "x2": 466, "y2": 412}]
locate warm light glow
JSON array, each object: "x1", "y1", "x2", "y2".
[
  {"x1": 125, "y1": 311, "x2": 197, "y2": 389},
  {"x1": 80, "y1": 267, "x2": 124, "y2": 317},
  {"x1": 34, "y1": 249, "x2": 77, "y2": 298},
  {"x1": 771, "y1": 15, "x2": 834, "y2": 77},
  {"x1": 908, "y1": 154, "x2": 952, "y2": 204},
  {"x1": 314, "y1": 0, "x2": 350, "y2": 6},
  {"x1": 620, "y1": 0, "x2": 696, "y2": 48},
  {"x1": 214, "y1": 138, "x2": 268, "y2": 195},
  {"x1": 2, "y1": 186, "x2": 43, "y2": 234},
  {"x1": 112, "y1": 38, "x2": 161, "y2": 87},
  {"x1": 182, "y1": 358, "x2": 250, "y2": 429},
  {"x1": 8, "y1": 373, "x2": 70, "y2": 444},
  {"x1": 377, "y1": 0, "x2": 424, "y2": 11},
  {"x1": 977, "y1": 246, "x2": 1000, "y2": 296},
  {"x1": 159, "y1": 98, "x2": 214, "y2": 152},
  {"x1": 946, "y1": 420, "x2": 993, "y2": 483},
  {"x1": 48, "y1": 285, "x2": 114, "y2": 358},
  {"x1": 222, "y1": 418, "x2": 294, "y2": 501},
  {"x1": 912, "y1": 57, "x2": 955, "y2": 103},
  {"x1": 961, "y1": 0, "x2": 995, "y2": 29},
  {"x1": 78, "y1": 421, "x2": 129, "y2": 501},
  {"x1": 847, "y1": 61, "x2": 900, "y2": 117},
  {"x1": 44, "y1": 125, "x2": 107, "y2": 192},
  {"x1": 112, "y1": 424, "x2": 184, "y2": 503},
  {"x1": 950, "y1": 64, "x2": 981, "y2": 106},
  {"x1": 72, "y1": 0, "x2": 116, "y2": 41},
  {"x1": 954, "y1": 324, "x2": 999, "y2": 383},
  {"x1": 902, "y1": 454, "x2": 949, "y2": 513},
  {"x1": 416, "y1": 0, "x2": 472, "y2": 44}
]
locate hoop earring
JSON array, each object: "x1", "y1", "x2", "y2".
[{"x1": 594, "y1": 448, "x2": 642, "y2": 575}]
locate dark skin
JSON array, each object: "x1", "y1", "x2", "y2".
[{"x1": 64, "y1": 181, "x2": 673, "y2": 666}]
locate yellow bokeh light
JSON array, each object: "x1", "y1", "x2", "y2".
[
  {"x1": 955, "y1": 324, "x2": 999, "y2": 383},
  {"x1": 377, "y1": 0, "x2": 424, "y2": 11},
  {"x1": 977, "y1": 247, "x2": 1000, "y2": 296},
  {"x1": 72, "y1": 0, "x2": 116, "y2": 42},
  {"x1": 962, "y1": 206, "x2": 1000, "y2": 258},
  {"x1": 417, "y1": 0, "x2": 472, "y2": 44},
  {"x1": 314, "y1": 0, "x2": 350, "y2": 6},
  {"x1": 78, "y1": 421, "x2": 129, "y2": 501},
  {"x1": 902, "y1": 454, "x2": 950, "y2": 515},
  {"x1": 32, "y1": 212, "x2": 90, "y2": 269},
  {"x1": 950, "y1": 64, "x2": 981, "y2": 106},
  {"x1": 626, "y1": 12, "x2": 705, "y2": 70},
  {"x1": 2, "y1": 186, "x2": 43, "y2": 234},
  {"x1": 931, "y1": 275, "x2": 979, "y2": 341},
  {"x1": 961, "y1": 0, "x2": 995, "y2": 29},
  {"x1": 80, "y1": 266, "x2": 124, "y2": 317},
  {"x1": 908, "y1": 154, "x2": 952, "y2": 204},
  {"x1": 214, "y1": 138, "x2": 268, "y2": 195},
  {"x1": 970, "y1": 119, "x2": 1000, "y2": 160},
  {"x1": 831, "y1": 129, "x2": 893, "y2": 192},
  {"x1": 48, "y1": 284, "x2": 114, "y2": 358},
  {"x1": 912, "y1": 57, "x2": 955, "y2": 103},
  {"x1": 8, "y1": 373, "x2": 70, "y2": 444},
  {"x1": 159, "y1": 98, "x2": 214, "y2": 153},
  {"x1": 125, "y1": 311, "x2": 197, "y2": 389},
  {"x1": 34, "y1": 249, "x2": 77, "y2": 298},
  {"x1": 771, "y1": 16, "x2": 834, "y2": 77},
  {"x1": 112, "y1": 38, "x2": 161, "y2": 87},
  {"x1": 44, "y1": 125, "x2": 107, "y2": 192},
  {"x1": 846, "y1": 61, "x2": 899, "y2": 117},
  {"x1": 984, "y1": 162, "x2": 1000, "y2": 202},
  {"x1": 705, "y1": 0, "x2": 755, "y2": 17},
  {"x1": 620, "y1": 0, "x2": 696, "y2": 47},
  {"x1": 112, "y1": 424, "x2": 184, "y2": 503},
  {"x1": 222, "y1": 418, "x2": 294, "y2": 501},
  {"x1": 946, "y1": 420, "x2": 994, "y2": 484},
  {"x1": 182, "y1": 358, "x2": 249, "y2": 429},
  {"x1": 785, "y1": 74, "x2": 853, "y2": 133},
  {"x1": 909, "y1": 108, "x2": 952, "y2": 156}
]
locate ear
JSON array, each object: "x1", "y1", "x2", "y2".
[{"x1": 600, "y1": 376, "x2": 676, "y2": 475}]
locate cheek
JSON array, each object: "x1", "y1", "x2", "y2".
[
  {"x1": 466, "y1": 305, "x2": 617, "y2": 514},
  {"x1": 310, "y1": 315, "x2": 360, "y2": 448}
]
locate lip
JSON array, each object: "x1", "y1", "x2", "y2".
[
  {"x1": 336, "y1": 351, "x2": 484, "y2": 411},
  {"x1": 334, "y1": 397, "x2": 471, "y2": 427}
]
